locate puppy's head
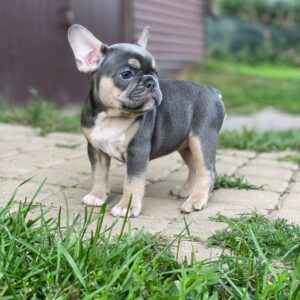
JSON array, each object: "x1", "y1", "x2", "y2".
[{"x1": 68, "y1": 25, "x2": 162, "y2": 115}]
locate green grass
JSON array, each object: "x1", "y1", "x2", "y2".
[
  {"x1": 279, "y1": 154, "x2": 300, "y2": 165},
  {"x1": 0, "y1": 92, "x2": 80, "y2": 135},
  {"x1": 219, "y1": 128, "x2": 300, "y2": 152},
  {"x1": 1, "y1": 182, "x2": 300, "y2": 299},
  {"x1": 209, "y1": 213, "x2": 300, "y2": 265},
  {"x1": 55, "y1": 143, "x2": 81, "y2": 149},
  {"x1": 214, "y1": 174, "x2": 263, "y2": 190},
  {"x1": 187, "y1": 59, "x2": 300, "y2": 114}
]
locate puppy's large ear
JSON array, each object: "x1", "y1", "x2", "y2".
[
  {"x1": 68, "y1": 24, "x2": 106, "y2": 73},
  {"x1": 137, "y1": 26, "x2": 151, "y2": 49}
]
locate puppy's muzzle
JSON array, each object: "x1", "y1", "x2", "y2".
[
  {"x1": 143, "y1": 75, "x2": 156, "y2": 92},
  {"x1": 142, "y1": 75, "x2": 161, "y2": 106}
]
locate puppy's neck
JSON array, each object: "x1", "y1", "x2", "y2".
[{"x1": 105, "y1": 108, "x2": 145, "y2": 118}]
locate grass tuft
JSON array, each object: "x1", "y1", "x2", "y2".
[
  {"x1": 0, "y1": 90, "x2": 80, "y2": 135},
  {"x1": 214, "y1": 174, "x2": 263, "y2": 190},
  {"x1": 55, "y1": 143, "x2": 81, "y2": 149},
  {"x1": 209, "y1": 213, "x2": 300, "y2": 264},
  {"x1": 279, "y1": 153, "x2": 300, "y2": 165},
  {"x1": 219, "y1": 128, "x2": 300, "y2": 152}
]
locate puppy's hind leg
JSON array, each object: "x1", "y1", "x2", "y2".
[
  {"x1": 181, "y1": 134, "x2": 214, "y2": 213},
  {"x1": 171, "y1": 147, "x2": 197, "y2": 198}
]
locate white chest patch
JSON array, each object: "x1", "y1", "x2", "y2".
[{"x1": 86, "y1": 112, "x2": 136, "y2": 161}]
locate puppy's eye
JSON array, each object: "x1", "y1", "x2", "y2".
[{"x1": 120, "y1": 71, "x2": 133, "y2": 80}]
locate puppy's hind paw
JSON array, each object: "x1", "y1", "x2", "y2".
[
  {"x1": 82, "y1": 193, "x2": 108, "y2": 207},
  {"x1": 181, "y1": 198, "x2": 207, "y2": 214},
  {"x1": 170, "y1": 185, "x2": 192, "y2": 199}
]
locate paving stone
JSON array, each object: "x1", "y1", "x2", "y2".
[
  {"x1": 271, "y1": 209, "x2": 300, "y2": 225},
  {"x1": 50, "y1": 158, "x2": 91, "y2": 174},
  {"x1": 129, "y1": 216, "x2": 172, "y2": 235},
  {"x1": 216, "y1": 154, "x2": 247, "y2": 167},
  {"x1": 45, "y1": 132, "x2": 86, "y2": 144},
  {"x1": 146, "y1": 155, "x2": 182, "y2": 182},
  {"x1": 281, "y1": 193, "x2": 300, "y2": 209},
  {"x1": 141, "y1": 196, "x2": 183, "y2": 219},
  {"x1": 237, "y1": 166, "x2": 293, "y2": 181},
  {"x1": 257, "y1": 151, "x2": 297, "y2": 160},
  {"x1": 2, "y1": 148, "x2": 85, "y2": 169},
  {"x1": 0, "y1": 124, "x2": 37, "y2": 141},
  {"x1": 0, "y1": 136, "x2": 64, "y2": 159},
  {"x1": 167, "y1": 169, "x2": 188, "y2": 183},
  {"x1": 146, "y1": 180, "x2": 179, "y2": 199},
  {"x1": 290, "y1": 182, "x2": 300, "y2": 193},
  {"x1": 210, "y1": 189, "x2": 279, "y2": 210},
  {"x1": 163, "y1": 219, "x2": 227, "y2": 242},
  {"x1": 44, "y1": 190, "x2": 179, "y2": 226},
  {"x1": 295, "y1": 172, "x2": 300, "y2": 182},
  {"x1": 248, "y1": 158, "x2": 298, "y2": 170},
  {"x1": 16, "y1": 168, "x2": 89, "y2": 188},
  {"x1": 216, "y1": 163, "x2": 238, "y2": 176},
  {"x1": 0, "y1": 161, "x2": 36, "y2": 178},
  {"x1": 239, "y1": 175, "x2": 288, "y2": 193},
  {"x1": 171, "y1": 241, "x2": 225, "y2": 262},
  {"x1": 110, "y1": 166, "x2": 126, "y2": 177},
  {"x1": 217, "y1": 149, "x2": 256, "y2": 158},
  {"x1": 78, "y1": 175, "x2": 151, "y2": 194},
  {"x1": 0, "y1": 142, "x2": 20, "y2": 158},
  {"x1": 43, "y1": 187, "x2": 93, "y2": 210},
  {"x1": 187, "y1": 202, "x2": 269, "y2": 220},
  {"x1": 0, "y1": 178, "x2": 60, "y2": 205},
  {"x1": 44, "y1": 187, "x2": 124, "y2": 211}
]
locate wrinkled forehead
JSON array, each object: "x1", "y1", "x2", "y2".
[{"x1": 101, "y1": 43, "x2": 156, "y2": 74}]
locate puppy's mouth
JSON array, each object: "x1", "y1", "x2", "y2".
[
  {"x1": 122, "y1": 76, "x2": 162, "y2": 113},
  {"x1": 121, "y1": 91, "x2": 162, "y2": 113}
]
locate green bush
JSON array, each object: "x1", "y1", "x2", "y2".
[{"x1": 207, "y1": 16, "x2": 300, "y2": 66}]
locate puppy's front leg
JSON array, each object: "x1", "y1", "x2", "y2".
[
  {"x1": 111, "y1": 142, "x2": 150, "y2": 218},
  {"x1": 111, "y1": 174, "x2": 146, "y2": 217},
  {"x1": 82, "y1": 143, "x2": 111, "y2": 206}
]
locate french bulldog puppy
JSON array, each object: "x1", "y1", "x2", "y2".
[{"x1": 68, "y1": 24, "x2": 225, "y2": 217}]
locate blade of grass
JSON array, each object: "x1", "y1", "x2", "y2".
[{"x1": 59, "y1": 244, "x2": 87, "y2": 289}]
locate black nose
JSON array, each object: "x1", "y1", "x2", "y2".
[{"x1": 143, "y1": 76, "x2": 156, "y2": 91}]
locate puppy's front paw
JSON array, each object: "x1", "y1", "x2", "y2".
[
  {"x1": 82, "y1": 193, "x2": 108, "y2": 207},
  {"x1": 181, "y1": 197, "x2": 207, "y2": 214},
  {"x1": 111, "y1": 202, "x2": 141, "y2": 218}
]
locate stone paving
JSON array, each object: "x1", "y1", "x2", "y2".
[
  {"x1": 223, "y1": 107, "x2": 300, "y2": 131},
  {"x1": 0, "y1": 123, "x2": 299, "y2": 261}
]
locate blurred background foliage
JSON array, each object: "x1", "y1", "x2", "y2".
[{"x1": 207, "y1": 0, "x2": 300, "y2": 66}]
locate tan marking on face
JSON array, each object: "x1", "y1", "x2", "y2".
[
  {"x1": 82, "y1": 112, "x2": 140, "y2": 162},
  {"x1": 128, "y1": 58, "x2": 141, "y2": 69},
  {"x1": 181, "y1": 135, "x2": 211, "y2": 213},
  {"x1": 151, "y1": 59, "x2": 156, "y2": 70},
  {"x1": 111, "y1": 175, "x2": 145, "y2": 217},
  {"x1": 99, "y1": 77, "x2": 123, "y2": 109}
]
